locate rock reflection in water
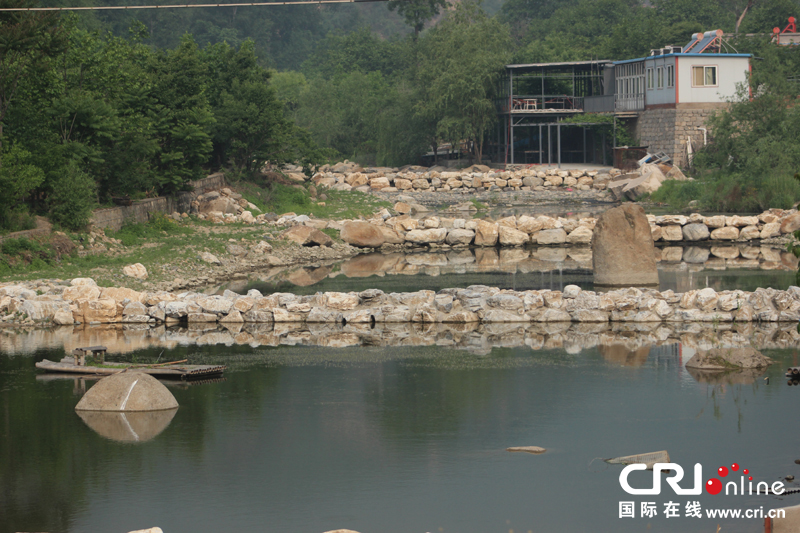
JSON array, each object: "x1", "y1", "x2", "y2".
[
  {"x1": 598, "y1": 343, "x2": 651, "y2": 367},
  {"x1": 684, "y1": 366, "x2": 768, "y2": 385},
  {"x1": 216, "y1": 243, "x2": 796, "y2": 297},
  {"x1": 76, "y1": 409, "x2": 177, "y2": 443},
  {"x1": 4, "y1": 321, "x2": 800, "y2": 359}
]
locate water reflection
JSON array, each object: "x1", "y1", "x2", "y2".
[
  {"x1": 208, "y1": 243, "x2": 796, "y2": 296},
  {"x1": 684, "y1": 366, "x2": 768, "y2": 385},
  {"x1": 3, "y1": 321, "x2": 799, "y2": 359},
  {"x1": 598, "y1": 343, "x2": 651, "y2": 367},
  {"x1": 76, "y1": 409, "x2": 177, "y2": 443}
]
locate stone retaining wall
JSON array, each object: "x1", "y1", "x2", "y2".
[
  {"x1": 322, "y1": 208, "x2": 800, "y2": 249},
  {"x1": 636, "y1": 107, "x2": 720, "y2": 168},
  {"x1": 312, "y1": 167, "x2": 617, "y2": 193},
  {"x1": 91, "y1": 173, "x2": 226, "y2": 231},
  {"x1": 3, "y1": 278, "x2": 800, "y2": 327}
]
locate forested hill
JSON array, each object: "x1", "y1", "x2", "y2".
[
  {"x1": 2, "y1": 0, "x2": 800, "y2": 234},
  {"x1": 40, "y1": 0, "x2": 797, "y2": 70},
  {"x1": 41, "y1": 0, "x2": 413, "y2": 71},
  {"x1": 38, "y1": 0, "x2": 509, "y2": 70}
]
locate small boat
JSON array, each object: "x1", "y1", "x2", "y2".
[{"x1": 35, "y1": 346, "x2": 225, "y2": 381}]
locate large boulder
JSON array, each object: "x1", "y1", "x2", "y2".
[
  {"x1": 405, "y1": 228, "x2": 447, "y2": 244},
  {"x1": 498, "y1": 226, "x2": 530, "y2": 246},
  {"x1": 474, "y1": 220, "x2": 499, "y2": 247},
  {"x1": 685, "y1": 347, "x2": 773, "y2": 371},
  {"x1": 445, "y1": 228, "x2": 475, "y2": 246},
  {"x1": 341, "y1": 222, "x2": 385, "y2": 248},
  {"x1": 123, "y1": 263, "x2": 148, "y2": 280},
  {"x1": 592, "y1": 204, "x2": 659, "y2": 286},
  {"x1": 281, "y1": 225, "x2": 333, "y2": 247},
  {"x1": 781, "y1": 212, "x2": 800, "y2": 234},
  {"x1": 622, "y1": 172, "x2": 662, "y2": 200},
  {"x1": 682, "y1": 223, "x2": 710, "y2": 241},
  {"x1": 536, "y1": 228, "x2": 567, "y2": 244},
  {"x1": 75, "y1": 372, "x2": 179, "y2": 412}
]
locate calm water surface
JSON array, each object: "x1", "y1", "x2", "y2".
[
  {"x1": 229, "y1": 245, "x2": 795, "y2": 296},
  {"x1": 2, "y1": 339, "x2": 800, "y2": 533}
]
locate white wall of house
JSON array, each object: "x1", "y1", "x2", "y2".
[{"x1": 676, "y1": 54, "x2": 749, "y2": 104}]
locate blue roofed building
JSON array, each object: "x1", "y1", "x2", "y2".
[{"x1": 494, "y1": 30, "x2": 752, "y2": 169}]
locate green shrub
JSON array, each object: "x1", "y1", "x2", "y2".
[
  {"x1": 49, "y1": 164, "x2": 97, "y2": 231},
  {"x1": 1, "y1": 237, "x2": 54, "y2": 264},
  {"x1": 0, "y1": 146, "x2": 45, "y2": 231}
]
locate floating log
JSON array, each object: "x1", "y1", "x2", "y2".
[{"x1": 35, "y1": 359, "x2": 225, "y2": 381}]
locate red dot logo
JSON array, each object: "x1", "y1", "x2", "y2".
[
  {"x1": 749, "y1": 476, "x2": 753, "y2": 481},
  {"x1": 706, "y1": 478, "x2": 723, "y2": 495},
  {"x1": 718, "y1": 466, "x2": 729, "y2": 477},
  {"x1": 744, "y1": 469, "x2": 749, "y2": 475},
  {"x1": 731, "y1": 463, "x2": 739, "y2": 471}
]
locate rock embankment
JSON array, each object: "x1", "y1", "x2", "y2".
[
  {"x1": 331, "y1": 207, "x2": 799, "y2": 249},
  {"x1": 312, "y1": 166, "x2": 617, "y2": 193},
  {"x1": 3, "y1": 278, "x2": 800, "y2": 326}
]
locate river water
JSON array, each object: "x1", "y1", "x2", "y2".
[
  {"x1": 2, "y1": 326, "x2": 800, "y2": 532},
  {"x1": 3, "y1": 245, "x2": 800, "y2": 532}
]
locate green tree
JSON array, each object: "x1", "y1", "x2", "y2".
[
  {"x1": 48, "y1": 161, "x2": 96, "y2": 230},
  {"x1": 271, "y1": 70, "x2": 308, "y2": 116},
  {"x1": 296, "y1": 70, "x2": 390, "y2": 162},
  {"x1": 0, "y1": 0, "x2": 65, "y2": 165},
  {"x1": 388, "y1": 0, "x2": 449, "y2": 36},
  {"x1": 416, "y1": 1, "x2": 511, "y2": 163},
  {"x1": 0, "y1": 145, "x2": 44, "y2": 229},
  {"x1": 149, "y1": 35, "x2": 214, "y2": 193}
]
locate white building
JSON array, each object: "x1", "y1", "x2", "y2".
[{"x1": 611, "y1": 30, "x2": 751, "y2": 166}]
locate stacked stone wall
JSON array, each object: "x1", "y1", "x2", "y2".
[
  {"x1": 635, "y1": 107, "x2": 720, "y2": 168},
  {"x1": 90, "y1": 173, "x2": 226, "y2": 231}
]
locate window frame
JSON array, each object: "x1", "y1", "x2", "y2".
[
  {"x1": 656, "y1": 66, "x2": 664, "y2": 89},
  {"x1": 666, "y1": 65, "x2": 674, "y2": 88},
  {"x1": 646, "y1": 67, "x2": 654, "y2": 90},
  {"x1": 691, "y1": 65, "x2": 718, "y2": 87}
]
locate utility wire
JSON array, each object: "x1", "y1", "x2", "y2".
[{"x1": 0, "y1": 0, "x2": 386, "y2": 11}]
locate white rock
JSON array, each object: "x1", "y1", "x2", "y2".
[
  {"x1": 199, "y1": 252, "x2": 221, "y2": 264},
  {"x1": 71, "y1": 278, "x2": 97, "y2": 287},
  {"x1": 123, "y1": 263, "x2": 148, "y2": 280}
]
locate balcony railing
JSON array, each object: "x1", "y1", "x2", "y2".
[
  {"x1": 497, "y1": 95, "x2": 585, "y2": 113},
  {"x1": 615, "y1": 94, "x2": 645, "y2": 112}
]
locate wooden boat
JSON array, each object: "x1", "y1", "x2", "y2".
[
  {"x1": 36, "y1": 359, "x2": 226, "y2": 380},
  {"x1": 36, "y1": 347, "x2": 225, "y2": 381}
]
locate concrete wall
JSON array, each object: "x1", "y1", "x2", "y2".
[
  {"x1": 634, "y1": 105, "x2": 724, "y2": 168},
  {"x1": 91, "y1": 173, "x2": 226, "y2": 232},
  {"x1": 677, "y1": 55, "x2": 748, "y2": 104}
]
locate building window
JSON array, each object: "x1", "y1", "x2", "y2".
[
  {"x1": 692, "y1": 65, "x2": 717, "y2": 87},
  {"x1": 667, "y1": 65, "x2": 674, "y2": 88},
  {"x1": 647, "y1": 67, "x2": 654, "y2": 89},
  {"x1": 657, "y1": 66, "x2": 664, "y2": 89}
]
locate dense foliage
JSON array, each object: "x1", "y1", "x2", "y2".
[{"x1": 3, "y1": 0, "x2": 800, "y2": 230}]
